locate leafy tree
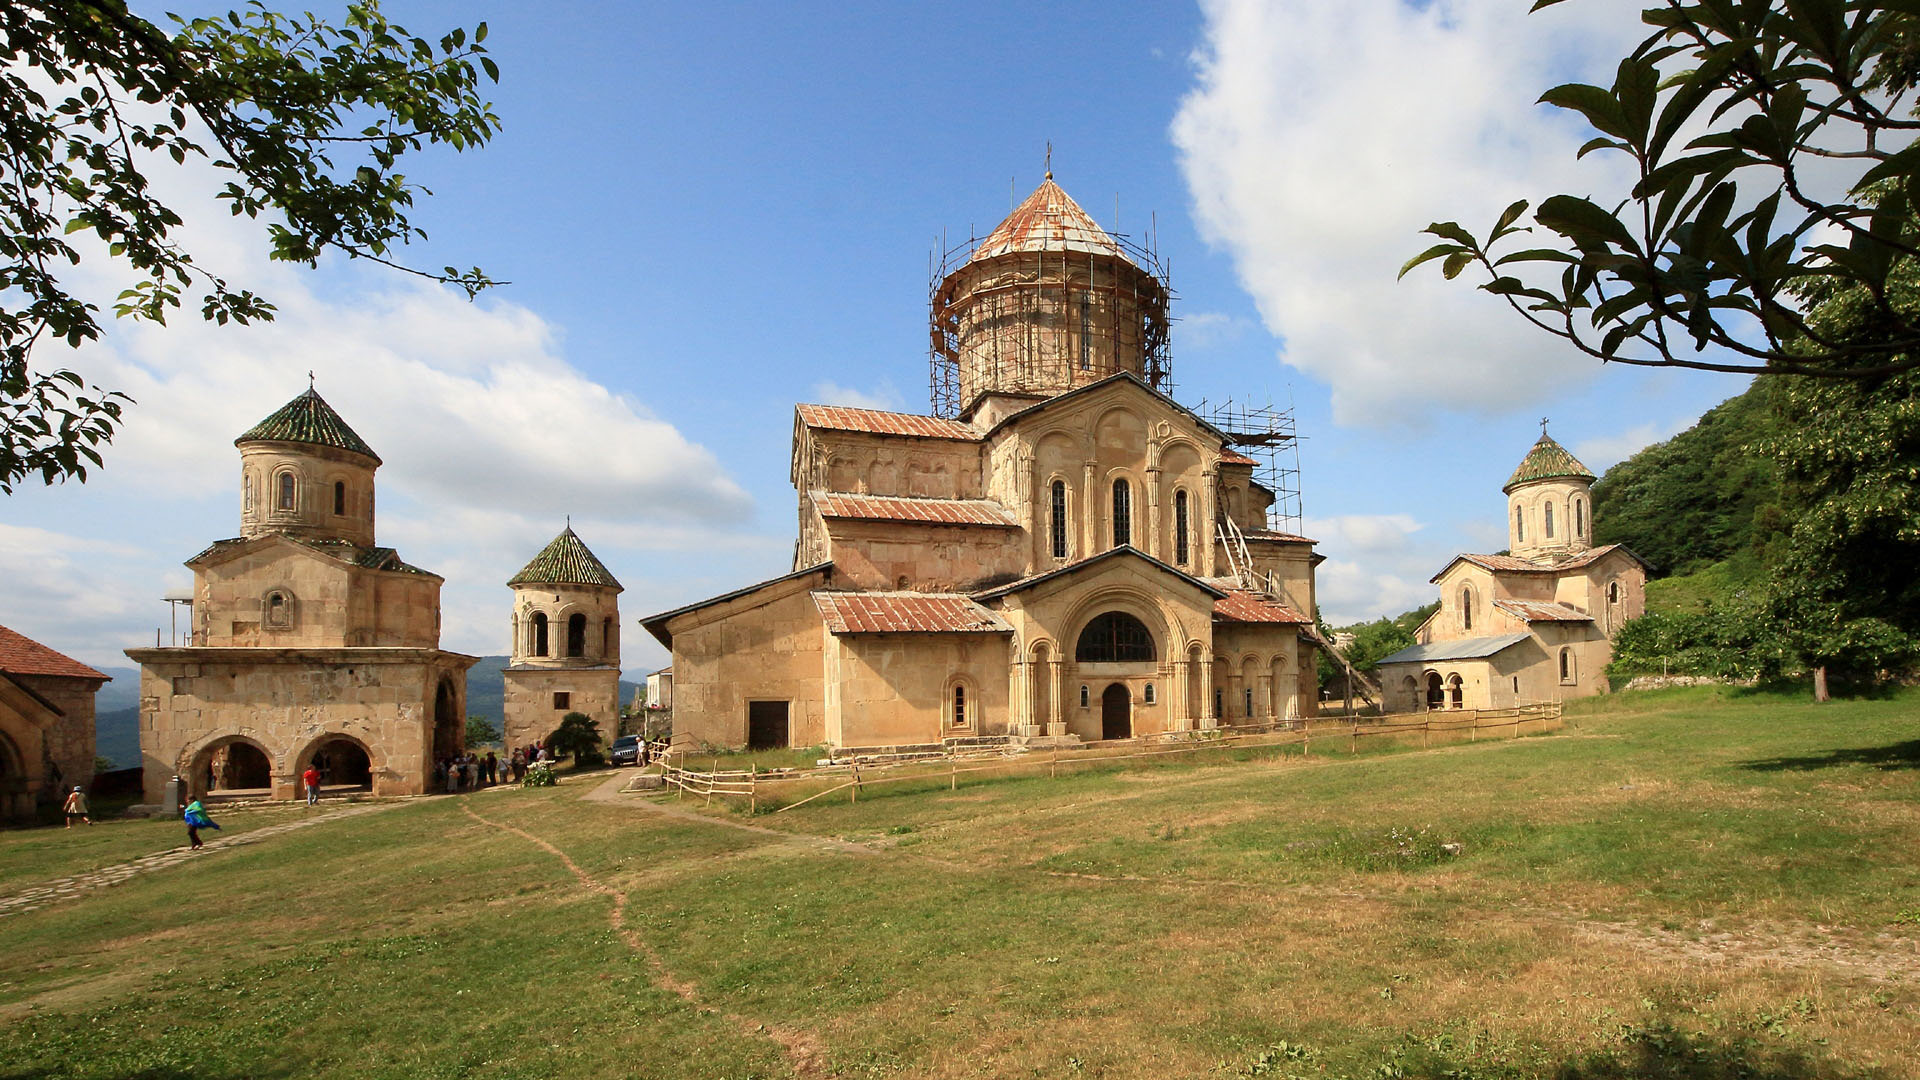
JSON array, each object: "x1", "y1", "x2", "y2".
[
  {"x1": 464, "y1": 715, "x2": 499, "y2": 747},
  {"x1": 1, "y1": 0, "x2": 500, "y2": 493},
  {"x1": 1404, "y1": 1, "x2": 1920, "y2": 379},
  {"x1": 546, "y1": 711, "x2": 603, "y2": 766},
  {"x1": 1318, "y1": 602, "x2": 1438, "y2": 690}
]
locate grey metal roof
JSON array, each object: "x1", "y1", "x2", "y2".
[{"x1": 1375, "y1": 633, "x2": 1531, "y2": 666}]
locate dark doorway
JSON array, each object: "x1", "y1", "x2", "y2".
[
  {"x1": 200, "y1": 740, "x2": 271, "y2": 792},
  {"x1": 311, "y1": 738, "x2": 372, "y2": 789},
  {"x1": 747, "y1": 700, "x2": 790, "y2": 749},
  {"x1": 434, "y1": 676, "x2": 462, "y2": 760},
  {"x1": 1425, "y1": 672, "x2": 1445, "y2": 710},
  {"x1": 1101, "y1": 683, "x2": 1131, "y2": 740},
  {"x1": 567, "y1": 613, "x2": 587, "y2": 658}
]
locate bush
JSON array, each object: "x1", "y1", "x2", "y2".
[
  {"x1": 521, "y1": 761, "x2": 555, "y2": 788},
  {"x1": 545, "y1": 711, "x2": 604, "y2": 766}
]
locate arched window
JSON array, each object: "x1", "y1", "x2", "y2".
[
  {"x1": 1447, "y1": 674, "x2": 1464, "y2": 709},
  {"x1": 277, "y1": 471, "x2": 296, "y2": 511},
  {"x1": 1560, "y1": 647, "x2": 1575, "y2": 683},
  {"x1": 531, "y1": 612, "x2": 549, "y2": 657},
  {"x1": 333, "y1": 480, "x2": 346, "y2": 516},
  {"x1": 952, "y1": 684, "x2": 967, "y2": 727},
  {"x1": 1460, "y1": 586, "x2": 1474, "y2": 631},
  {"x1": 1576, "y1": 497, "x2": 1587, "y2": 538},
  {"x1": 1174, "y1": 489, "x2": 1190, "y2": 565},
  {"x1": 264, "y1": 590, "x2": 293, "y2": 629},
  {"x1": 1050, "y1": 480, "x2": 1068, "y2": 559},
  {"x1": 1079, "y1": 685, "x2": 1090, "y2": 708},
  {"x1": 1244, "y1": 687, "x2": 1253, "y2": 716},
  {"x1": 1515, "y1": 505, "x2": 1525, "y2": 542},
  {"x1": 243, "y1": 472, "x2": 254, "y2": 513},
  {"x1": 566, "y1": 613, "x2": 587, "y2": 658},
  {"x1": 1545, "y1": 500, "x2": 1556, "y2": 538},
  {"x1": 1111, "y1": 479, "x2": 1131, "y2": 548},
  {"x1": 1078, "y1": 295, "x2": 1092, "y2": 371},
  {"x1": 1607, "y1": 580, "x2": 1620, "y2": 604},
  {"x1": 1075, "y1": 611, "x2": 1155, "y2": 662},
  {"x1": 1144, "y1": 682, "x2": 1155, "y2": 704}
]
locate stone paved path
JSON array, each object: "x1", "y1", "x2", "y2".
[{"x1": 0, "y1": 801, "x2": 398, "y2": 919}]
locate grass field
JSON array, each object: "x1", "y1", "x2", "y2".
[{"x1": 1, "y1": 686, "x2": 1915, "y2": 1079}]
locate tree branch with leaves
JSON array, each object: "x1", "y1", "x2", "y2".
[
  {"x1": 0, "y1": 0, "x2": 502, "y2": 493},
  {"x1": 1404, "y1": 0, "x2": 1920, "y2": 380}
]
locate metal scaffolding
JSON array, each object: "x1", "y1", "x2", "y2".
[{"x1": 1196, "y1": 394, "x2": 1304, "y2": 534}]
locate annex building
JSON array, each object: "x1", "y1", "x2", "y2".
[
  {"x1": 127, "y1": 388, "x2": 477, "y2": 802},
  {"x1": 644, "y1": 175, "x2": 1325, "y2": 752},
  {"x1": 1376, "y1": 430, "x2": 1649, "y2": 711},
  {"x1": 0, "y1": 625, "x2": 108, "y2": 820}
]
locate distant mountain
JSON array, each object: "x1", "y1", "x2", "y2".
[{"x1": 89, "y1": 657, "x2": 640, "y2": 769}]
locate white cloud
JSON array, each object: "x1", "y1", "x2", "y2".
[
  {"x1": 1574, "y1": 418, "x2": 1690, "y2": 473},
  {"x1": 1172, "y1": 0, "x2": 1646, "y2": 427},
  {"x1": 807, "y1": 380, "x2": 905, "y2": 412},
  {"x1": 1302, "y1": 513, "x2": 1445, "y2": 624},
  {"x1": 1172, "y1": 310, "x2": 1253, "y2": 352}
]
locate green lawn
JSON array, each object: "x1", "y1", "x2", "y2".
[{"x1": 2, "y1": 686, "x2": 1915, "y2": 1079}]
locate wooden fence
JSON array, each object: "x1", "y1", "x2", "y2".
[{"x1": 641, "y1": 702, "x2": 1564, "y2": 814}]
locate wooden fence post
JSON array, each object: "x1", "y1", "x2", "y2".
[
  {"x1": 750, "y1": 767, "x2": 757, "y2": 815},
  {"x1": 951, "y1": 756, "x2": 957, "y2": 791},
  {"x1": 1303, "y1": 724, "x2": 1311, "y2": 759},
  {"x1": 851, "y1": 761, "x2": 860, "y2": 804},
  {"x1": 1349, "y1": 724, "x2": 1358, "y2": 755},
  {"x1": 1050, "y1": 753, "x2": 1057, "y2": 780}
]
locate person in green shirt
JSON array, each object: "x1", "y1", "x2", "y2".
[{"x1": 182, "y1": 797, "x2": 220, "y2": 850}]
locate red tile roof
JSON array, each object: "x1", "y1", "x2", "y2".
[
  {"x1": 1493, "y1": 599, "x2": 1592, "y2": 623},
  {"x1": 1448, "y1": 543, "x2": 1633, "y2": 577},
  {"x1": 813, "y1": 592, "x2": 1011, "y2": 635},
  {"x1": 970, "y1": 178, "x2": 1132, "y2": 264},
  {"x1": 796, "y1": 404, "x2": 977, "y2": 441},
  {"x1": 814, "y1": 492, "x2": 1018, "y2": 528},
  {"x1": 0, "y1": 625, "x2": 108, "y2": 681},
  {"x1": 1218, "y1": 448, "x2": 1257, "y2": 466},
  {"x1": 1212, "y1": 590, "x2": 1312, "y2": 625},
  {"x1": 1242, "y1": 529, "x2": 1317, "y2": 544}
]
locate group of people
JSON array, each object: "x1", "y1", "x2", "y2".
[{"x1": 435, "y1": 744, "x2": 544, "y2": 792}]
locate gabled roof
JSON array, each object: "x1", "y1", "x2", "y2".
[
  {"x1": 1212, "y1": 590, "x2": 1311, "y2": 625},
  {"x1": 813, "y1": 592, "x2": 1011, "y2": 635},
  {"x1": 237, "y1": 388, "x2": 381, "y2": 464},
  {"x1": 796, "y1": 403, "x2": 979, "y2": 441},
  {"x1": 509, "y1": 526, "x2": 623, "y2": 590},
  {"x1": 814, "y1": 492, "x2": 1018, "y2": 528},
  {"x1": 1376, "y1": 633, "x2": 1532, "y2": 666},
  {"x1": 1218, "y1": 449, "x2": 1258, "y2": 466},
  {"x1": 972, "y1": 545, "x2": 1226, "y2": 602},
  {"x1": 1493, "y1": 599, "x2": 1592, "y2": 623},
  {"x1": 1242, "y1": 529, "x2": 1317, "y2": 545},
  {"x1": 1432, "y1": 543, "x2": 1650, "y2": 582},
  {"x1": 969, "y1": 178, "x2": 1133, "y2": 265},
  {"x1": 982, "y1": 370, "x2": 1231, "y2": 445},
  {"x1": 1504, "y1": 432, "x2": 1594, "y2": 492},
  {"x1": 188, "y1": 535, "x2": 437, "y2": 578},
  {"x1": 640, "y1": 562, "x2": 834, "y2": 648},
  {"x1": 0, "y1": 625, "x2": 108, "y2": 681}
]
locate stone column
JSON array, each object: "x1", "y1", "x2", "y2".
[
  {"x1": 1011, "y1": 659, "x2": 1029, "y2": 733},
  {"x1": 1199, "y1": 654, "x2": 1216, "y2": 730},
  {"x1": 1082, "y1": 461, "x2": 1098, "y2": 554},
  {"x1": 1047, "y1": 658, "x2": 1065, "y2": 735},
  {"x1": 1145, "y1": 467, "x2": 1162, "y2": 560},
  {"x1": 1199, "y1": 467, "x2": 1219, "y2": 576},
  {"x1": 1171, "y1": 656, "x2": 1191, "y2": 731},
  {"x1": 1257, "y1": 673, "x2": 1274, "y2": 723}
]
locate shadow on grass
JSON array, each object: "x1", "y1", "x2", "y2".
[
  {"x1": 1737, "y1": 739, "x2": 1920, "y2": 772},
  {"x1": 1393, "y1": 1024, "x2": 1876, "y2": 1080}
]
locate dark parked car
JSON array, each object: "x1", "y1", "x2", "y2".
[{"x1": 609, "y1": 735, "x2": 643, "y2": 767}]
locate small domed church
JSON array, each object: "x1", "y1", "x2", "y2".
[
  {"x1": 642, "y1": 175, "x2": 1326, "y2": 751},
  {"x1": 126, "y1": 387, "x2": 478, "y2": 802},
  {"x1": 1375, "y1": 429, "x2": 1651, "y2": 711}
]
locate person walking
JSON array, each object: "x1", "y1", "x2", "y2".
[
  {"x1": 302, "y1": 764, "x2": 322, "y2": 806},
  {"x1": 62, "y1": 786, "x2": 92, "y2": 828},
  {"x1": 183, "y1": 796, "x2": 221, "y2": 850},
  {"x1": 484, "y1": 751, "x2": 498, "y2": 786}
]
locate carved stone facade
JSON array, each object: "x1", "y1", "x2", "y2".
[
  {"x1": 503, "y1": 527, "x2": 623, "y2": 751},
  {"x1": 645, "y1": 178, "x2": 1323, "y2": 751},
  {"x1": 127, "y1": 388, "x2": 477, "y2": 801},
  {"x1": 1376, "y1": 432, "x2": 1650, "y2": 711}
]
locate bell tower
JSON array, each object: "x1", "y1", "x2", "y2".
[
  {"x1": 503, "y1": 525, "x2": 624, "y2": 751},
  {"x1": 235, "y1": 384, "x2": 380, "y2": 549}
]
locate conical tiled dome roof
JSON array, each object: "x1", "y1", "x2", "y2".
[
  {"x1": 508, "y1": 526, "x2": 622, "y2": 590},
  {"x1": 1504, "y1": 433, "x2": 1595, "y2": 492},
  {"x1": 236, "y1": 388, "x2": 380, "y2": 463},
  {"x1": 969, "y1": 177, "x2": 1134, "y2": 265}
]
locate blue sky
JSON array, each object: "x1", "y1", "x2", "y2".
[{"x1": 4, "y1": 1, "x2": 1746, "y2": 672}]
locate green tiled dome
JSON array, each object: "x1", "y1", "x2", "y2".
[
  {"x1": 236, "y1": 388, "x2": 380, "y2": 463},
  {"x1": 509, "y1": 527, "x2": 622, "y2": 590},
  {"x1": 1503, "y1": 433, "x2": 1595, "y2": 492}
]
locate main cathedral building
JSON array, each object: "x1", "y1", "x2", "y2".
[{"x1": 644, "y1": 177, "x2": 1325, "y2": 751}]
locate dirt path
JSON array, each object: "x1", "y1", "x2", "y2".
[
  {"x1": 0, "y1": 801, "x2": 398, "y2": 919},
  {"x1": 460, "y1": 801, "x2": 830, "y2": 1078},
  {"x1": 580, "y1": 773, "x2": 874, "y2": 855}
]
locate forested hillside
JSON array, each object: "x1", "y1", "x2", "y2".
[{"x1": 1589, "y1": 384, "x2": 1780, "y2": 579}]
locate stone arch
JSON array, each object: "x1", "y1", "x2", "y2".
[
  {"x1": 1186, "y1": 643, "x2": 1205, "y2": 719},
  {"x1": 1093, "y1": 404, "x2": 1148, "y2": 460},
  {"x1": 1239, "y1": 654, "x2": 1261, "y2": 719},
  {"x1": 1075, "y1": 611, "x2": 1156, "y2": 663},
  {"x1": 1459, "y1": 584, "x2": 1475, "y2": 632},
  {"x1": 530, "y1": 611, "x2": 550, "y2": 657},
  {"x1": 1062, "y1": 586, "x2": 1188, "y2": 660},
  {"x1": 183, "y1": 732, "x2": 278, "y2": 798},
  {"x1": 1447, "y1": 673, "x2": 1464, "y2": 709},
  {"x1": 566, "y1": 611, "x2": 588, "y2": 658},
  {"x1": 262, "y1": 586, "x2": 297, "y2": 631},
  {"x1": 432, "y1": 675, "x2": 463, "y2": 769},
  {"x1": 1425, "y1": 671, "x2": 1445, "y2": 710},
  {"x1": 0, "y1": 727, "x2": 31, "y2": 820},
  {"x1": 293, "y1": 731, "x2": 378, "y2": 792}
]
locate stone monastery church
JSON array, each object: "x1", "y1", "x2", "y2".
[
  {"x1": 1375, "y1": 431, "x2": 1650, "y2": 712},
  {"x1": 642, "y1": 175, "x2": 1326, "y2": 751}
]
